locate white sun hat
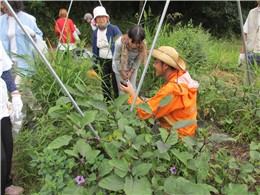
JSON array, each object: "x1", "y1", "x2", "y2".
[{"x1": 93, "y1": 6, "x2": 109, "y2": 20}]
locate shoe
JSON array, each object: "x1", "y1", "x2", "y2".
[{"x1": 5, "y1": 185, "x2": 24, "y2": 195}]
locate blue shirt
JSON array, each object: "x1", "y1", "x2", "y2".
[{"x1": 0, "y1": 11, "x2": 43, "y2": 74}]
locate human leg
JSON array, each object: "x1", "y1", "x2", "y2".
[{"x1": 1, "y1": 117, "x2": 13, "y2": 190}]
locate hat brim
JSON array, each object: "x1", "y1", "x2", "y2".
[
  {"x1": 94, "y1": 14, "x2": 109, "y2": 20},
  {"x1": 152, "y1": 49, "x2": 186, "y2": 71}
]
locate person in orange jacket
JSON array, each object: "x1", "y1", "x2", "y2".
[{"x1": 120, "y1": 46, "x2": 199, "y2": 137}]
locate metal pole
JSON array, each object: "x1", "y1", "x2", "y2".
[
  {"x1": 138, "y1": 0, "x2": 147, "y2": 26},
  {"x1": 236, "y1": 0, "x2": 252, "y2": 86},
  {"x1": 131, "y1": 0, "x2": 171, "y2": 111},
  {"x1": 3, "y1": 0, "x2": 99, "y2": 139},
  {"x1": 99, "y1": 0, "x2": 103, "y2": 6},
  {"x1": 55, "y1": 0, "x2": 74, "y2": 52}
]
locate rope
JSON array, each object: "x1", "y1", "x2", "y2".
[{"x1": 130, "y1": 0, "x2": 171, "y2": 111}]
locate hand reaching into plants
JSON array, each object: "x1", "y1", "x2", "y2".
[{"x1": 120, "y1": 70, "x2": 129, "y2": 80}]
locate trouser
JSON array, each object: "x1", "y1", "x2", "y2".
[
  {"x1": 1, "y1": 117, "x2": 13, "y2": 195},
  {"x1": 99, "y1": 58, "x2": 118, "y2": 100},
  {"x1": 115, "y1": 69, "x2": 138, "y2": 95}
]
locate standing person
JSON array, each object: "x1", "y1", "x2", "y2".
[
  {"x1": 238, "y1": 1, "x2": 260, "y2": 66},
  {"x1": 55, "y1": 8, "x2": 76, "y2": 52},
  {"x1": 0, "y1": 0, "x2": 43, "y2": 83},
  {"x1": 121, "y1": 46, "x2": 199, "y2": 137},
  {"x1": 92, "y1": 6, "x2": 122, "y2": 100},
  {"x1": 113, "y1": 25, "x2": 147, "y2": 95},
  {"x1": 1, "y1": 40, "x2": 24, "y2": 195},
  {"x1": 84, "y1": 13, "x2": 96, "y2": 31}
]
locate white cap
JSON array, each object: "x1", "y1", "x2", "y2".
[{"x1": 93, "y1": 6, "x2": 109, "y2": 20}]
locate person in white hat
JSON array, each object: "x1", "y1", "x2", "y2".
[
  {"x1": 92, "y1": 6, "x2": 122, "y2": 101},
  {"x1": 121, "y1": 46, "x2": 199, "y2": 137},
  {"x1": 84, "y1": 12, "x2": 96, "y2": 31}
]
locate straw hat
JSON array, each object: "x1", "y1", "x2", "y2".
[
  {"x1": 152, "y1": 46, "x2": 186, "y2": 71},
  {"x1": 93, "y1": 6, "x2": 109, "y2": 20}
]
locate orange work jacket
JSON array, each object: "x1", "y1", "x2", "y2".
[{"x1": 128, "y1": 70, "x2": 199, "y2": 137}]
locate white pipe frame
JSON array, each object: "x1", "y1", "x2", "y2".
[{"x1": 131, "y1": 0, "x2": 171, "y2": 111}]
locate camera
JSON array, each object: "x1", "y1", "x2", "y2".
[{"x1": 120, "y1": 80, "x2": 128, "y2": 87}]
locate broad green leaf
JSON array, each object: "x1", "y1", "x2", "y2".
[
  {"x1": 61, "y1": 185, "x2": 88, "y2": 194},
  {"x1": 80, "y1": 110, "x2": 98, "y2": 127},
  {"x1": 109, "y1": 159, "x2": 129, "y2": 177},
  {"x1": 156, "y1": 140, "x2": 171, "y2": 153},
  {"x1": 145, "y1": 134, "x2": 152, "y2": 143},
  {"x1": 88, "y1": 99, "x2": 108, "y2": 113},
  {"x1": 221, "y1": 183, "x2": 248, "y2": 195},
  {"x1": 250, "y1": 141, "x2": 260, "y2": 151},
  {"x1": 74, "y1": 139, "x2": 100, "y2": 164},
  {"x1": 125, "y1": 149, "x2": 138, "y2": 159},
  {"x1": 155, "y1": 151, "x2": 171, "y2": 161},
  {"x1": 240, "y1": 163, "x2": 254, "y2": 173},
  {"x1": 209, "y1": 133, "x2": 235, "y2": 143},
  {"x1": 48, "y1": 106, "x2": 66, "y2": 119},
  {"x1": 166, "y1": 131, "x2": 178, "y2": 145},
  {"x1": 98, "y1": 159, "x2": 113, "y2": 177},
  {"x1": 172, "y1": 120, "x2": 197, "y2": 130},
  {"x1": 47, "y1": 135, "x2": 72, "y2": 149},
  {"x1": 132, "y1": 163, "x2": 153, "y2": 176},
  {"x1": 67, "y1": 112, "x2": 81, "y2": 124},
  {"x1": 164, "y1": 176, "x2": 215, "y2": 195},
  {"x1": 65, "y1": 85, "x2": 84, "y2": 97},
  {"x1": 182, "y1": 136, "x2": 197, "y2": 147},
  {"x1": 104, "y1": 141, "x2": 120, "y2": 159},
  {"x1": 136, "y1": 103, "x2": 153, "y2": 115},
  {"x1": 75, "y1": 83, "x2": 86, "y2": 93},
  {"x1": 124, "y1": 176, "x2": 152, "y2": 195},
  {"x1": 118, "y1": 118, "x2": 128, "y2": 131},
  {"x1": 171, "y1": 149, "x2": 193, "y2": 166},
  {"x1": 56, "y1": 96, "x2": 70, "y2": 105},
  {"x1": 159, "y1": 95, "x2": 173, "y2": 107},
  {"x1": 124, "y1": 126, "x2": 136, "y2": 140},
  {"x1": 64, "y1": 149, "x2": 78, "y2": 158},
  {"x1": 250, "y1": 151, "x2": 260, "y2": 161},
  {"x1": 159, "y1": 128, "x2": 168, "y2": 142},
  {"x1": 98, "y1": 175, "x2": 124, "y2": 191},
  {"x1": 114, "y1": 94, "x2": 130, "y2": 107},
  {"x1": 140, "y1": 151, "x2": 154, "y2": 158}
]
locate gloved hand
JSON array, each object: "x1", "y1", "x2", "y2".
[
  {"x1": 18, "y1": 25, "x2": 36, "y2": 38},
  {"x1": 238, "y1": 53, "x2": 246, "y2": 66},
  {"x1": 11, "y1": 92, "x2": 23, "y2": 118}
]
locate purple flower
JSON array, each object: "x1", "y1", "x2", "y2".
[
  {"x1": 170, "y1": 166, "x2": 177, "y2": 175},
  {"x1": 75, "y1": 175, "x2": 85, "y2": 185}
]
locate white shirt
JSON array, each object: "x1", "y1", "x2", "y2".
[
  {"x1": 7, "y1": 16, "x2": 18, "y2": 61},
  {"x1": 0, "y1": 41, "x2": 13, "y2": 119},
  {"x1": 97, "y1": 28, "x2": 113, "y2": 59}
]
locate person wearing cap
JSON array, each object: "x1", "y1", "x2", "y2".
[
  {"x1": 238, "y1": 1, "x2": 260, "y2": 66},
  {"x1": 120, "y1": 46, "x2": 199, "y2": 137},
  {"x1": 92, "y1": 6, "x2": 122, "y2": 100},
  {"x1": 84, "y1": 12, "x2": 96, "y2": 31}
]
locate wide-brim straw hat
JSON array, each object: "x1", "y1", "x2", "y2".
[{"x1": 152, "y1": 46, "x2": 186, "y2": 71}]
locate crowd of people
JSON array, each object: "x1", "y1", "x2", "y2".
[{"x1": 1, "y1": 0, "x2": 260, "y2": 194}]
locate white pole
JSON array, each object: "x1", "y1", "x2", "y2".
[
  {"x1": 3, "y1": 0, "x2": 99, "y2": 139},
  {"x1": 131, "y1": 0, "x2": 171, "y2": 111},
  {"x1": 55, "y1": 0, "x2": 74, "y2": 52},
  {"x1": 236, "y1": 0, "x2": 252, "y2": 86},
  {"x1": 138, "y1": 0, "x2": 147, "y2": 26}
]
